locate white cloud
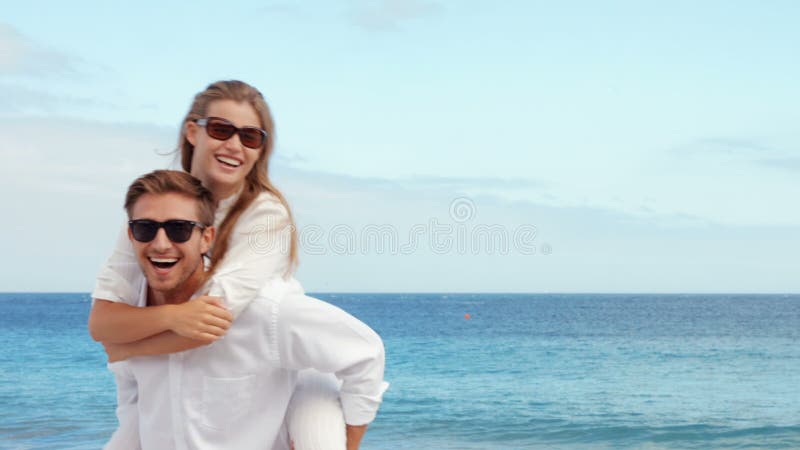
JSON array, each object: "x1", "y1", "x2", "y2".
[
  {"x1": 757, "y1": 157, "x2": 800, "y2": 171},
  {"x1": 692, "y1": 137, "x2": 775, "y2": 155},
  {"x1": 407, "y1": 175, "x2": 546, "y2": 190},
  {"x1": 273, "y1": 165, "x2": 799, "y2": 293},
  {"x1": 0, "y1": 23, "x2": 80, "y2": 76},
  {"x1": 0, "y1": 82, "x2": 113, "y2": 114},
  {"x1": 349, "y1": 0, "x2": 442, "y2": 31},
  {"x1": 0, "y1": 117, "x2": 176, "y2": 196},
  {"x1": 2, "y1": 117, "x2": 797, "y2": 293},
  {"x1": 670, "y1": 136, "x2": 793, "y2": 161},
  {"x1": 0, "y1": 117, "x2": 178, "y2": 292}
]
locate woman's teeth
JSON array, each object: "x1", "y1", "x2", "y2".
[{"x1": 216, "y1": 156, "x2": 241, "y2": 167}]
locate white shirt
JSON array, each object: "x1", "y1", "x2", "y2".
[
  {"x1": 105, "y1": 276, "x2": 388, "y2": 450},
  {"x1": 93, "y1": 191, "x2": 292, "y2": 317}
]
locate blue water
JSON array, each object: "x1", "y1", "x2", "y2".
[{"x1": 1, "y1": 293, "x2": 799, "y2": 449}]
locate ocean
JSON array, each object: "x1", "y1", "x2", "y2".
[{"x1": 1, "y1": 293, "x2": 798, "y2": 449}]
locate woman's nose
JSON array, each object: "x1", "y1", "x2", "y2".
[{"x1": 223, "y1": 132, "x2": 244, "y2": 151}]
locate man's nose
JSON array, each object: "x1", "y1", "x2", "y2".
[{"x1": 150, "y1": 228, "x2": 173, "y2": 251}]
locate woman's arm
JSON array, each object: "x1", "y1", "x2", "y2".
[
  {"x1": 92, "y1": 192, "x2": 291, "y2": 354},
  {"x1": 89, "y1": 300, "x2": 172, "y2": 343},
  {"x1": 89, "y1": 297, "x2": 232, "y2": 344},
  {"x1": 103, "y1": 331, "x2": 214, "y2": 362},
  {"x1": 205, "y1": 192, "x2": 294, "y2": 318},
  {"x1": 90, "y1": 223, "x2": 155, "y2": 343},
  {"x1": 89, "y1": 222, "x2": 232, "y2": 351}
]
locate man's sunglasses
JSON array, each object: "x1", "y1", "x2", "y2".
[
  {"x1": 195, "y1": 117, "x2": 267, "y2": 149},
  {"x1": 128, "y1": 220, "x2": 206, "y2": 243}
]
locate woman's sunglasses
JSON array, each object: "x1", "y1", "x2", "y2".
[
  {"x1": 195, "y1": 117, "x2": 267, "y2": 149},
  {"x1": 128, "y1": 219, "x2": 206, "y2": 243}
]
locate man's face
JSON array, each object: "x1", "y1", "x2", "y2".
[{"x1": 128, "y1": 192, "x2": 214, "y2": 295}]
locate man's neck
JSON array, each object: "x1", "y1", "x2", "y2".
[{"x1": 147, "y1": 266, "x2": 206, "y2": 306}]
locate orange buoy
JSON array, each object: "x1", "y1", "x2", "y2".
[{"x1": 464, "y1": 313, "x2": 471, "y2": 320}]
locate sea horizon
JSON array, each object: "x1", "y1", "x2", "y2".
[{"x1": 4, "y1": 291, "x2": 799, "y2": 295}]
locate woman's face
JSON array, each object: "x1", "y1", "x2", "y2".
[{"x1": 186, "y1": 99, "x2": 263, "y2": 200}]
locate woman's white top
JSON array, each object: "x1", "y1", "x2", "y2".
[{"x1": 93, "y1": 191, "x2": 293, "y2": 318}]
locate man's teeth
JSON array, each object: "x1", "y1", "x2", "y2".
[
  {"x1": 150, "y1": 258, "x2": 178, "y2": 263},
  {"x1": 216, "y1": 156, "x2": 241, "y2": 167}
]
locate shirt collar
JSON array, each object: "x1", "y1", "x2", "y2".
[{"x1": 214, "y1": 188, "x2": 242, "y2": 225}]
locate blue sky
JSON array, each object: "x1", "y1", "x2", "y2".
[{"x1": 1, "y1": 1, "x2": 798, "y2": 292}]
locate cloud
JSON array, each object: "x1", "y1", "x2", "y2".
[
  {"x1": 1, "y1": 115, "x2": 795, "y2": 293},
  {"x1": 269, "y1": 164, "x2": 799, "y2": 293},
  {"x1": 0, "y1": 116, "x2": 176, "y2": 198},
  {"x1": 271, "y1": 165, "x2": 710, "y2": 232},
  {"x1": 349, "y1": 0, "x2": 442, "y2": 31},
  {"x1": 669, "y1": 136, "x2": 799, "y2": 173},
  {"x1": 0, "y1": 83, "x2": 63, "y2": 112},
  {"x1": 268, "y1": 159, "x2": 545, "y2": 192},
  {"x1": 408, "y1": 175, "x2": 546, "y2": 190},
  {"x1": 670, "y1": 137, "x2": 778, "y2": 157},
  {"x1": 0, "y1": 23, "x2": 80, "y2": 76},
  {"x1": 693, "y1": 137, "x2": 775, "y2": 155},
  {"x1": 282, "y1": 167, "x2": 524, "y2": 195},
  {"x1": 273, "y1": 151, "x2": 309, "y2": 166},
  {"x1": 0, "y1": 116, "x2": 180, "y2": 292},
  {"x1": 1, "y1": 119, "x2": 797, "y2": 294},
  {"x1": 0, "y1": 83, "x2": 113, "y2": 114},
  {"x1": 757, "y1": 157, "x2": 800, "y2": 171}
]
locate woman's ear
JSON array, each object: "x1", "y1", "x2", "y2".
[{"x1": 185, "y1": 121, "x2": 198, "y2": 146}]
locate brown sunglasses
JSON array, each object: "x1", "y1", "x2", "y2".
[{"x1": 195, "y1": 117, "x2": 267, "y2": 149}]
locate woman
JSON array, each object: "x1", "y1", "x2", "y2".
[{"x1": 89, "y1": 80, "x2": 366, "y2": 449}]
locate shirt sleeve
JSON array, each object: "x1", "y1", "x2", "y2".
[
  {"x1": 104, "y1": 362, "x2": 141, "y2": 450},
  {"x1": 92, "y1": 223, "x2": 142, "y2": 305},
  {"x1": 269, "y1": 279, "x2": 388, "y2": 426},
  {"x1": 205, "y1": 192, "x2": 294, "y2": 318}
]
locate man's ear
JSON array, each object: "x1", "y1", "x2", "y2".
[
  {"x1": 200, "y1": 226, "x2": 215, "y2": 255},
  {"x1": 127, "y1": 226, "x2": 134, "y2": 243},
  {"x1": 185, "y1": 121, "x2": 198, "y2": 146}
]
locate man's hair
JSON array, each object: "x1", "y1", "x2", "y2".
[{"x1": 125, "y1": 170, "x2": 215, "y2": 226}]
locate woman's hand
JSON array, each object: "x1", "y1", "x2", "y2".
[
  {"x1": 167, "y1": 296, "x2": 233, "y2": 343},
  {"x1": 103, "y1": 341, "x2": 130, "y2": 363}
]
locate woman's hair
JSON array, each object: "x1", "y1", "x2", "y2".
[
  {"x1": 178, "y1": 80, "x2": 298, "y2": 274},
  {"x1": 124, "y1": 170, "x2": 216, "y2": 226}
]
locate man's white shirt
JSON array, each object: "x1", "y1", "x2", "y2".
[{"x1": 104, "y1": 275, "x2": 387, "y2": 450}]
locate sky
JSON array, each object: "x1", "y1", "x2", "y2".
[{"x1": 1, "y1": 0, "x2": 798, "y2": 293}]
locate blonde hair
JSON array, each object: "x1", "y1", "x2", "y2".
[{"x1": 179, "y1": 80, "x2": 298, "y2": 274}]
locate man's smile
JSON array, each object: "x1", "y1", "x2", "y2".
[{"x1": 148, "y1": 257, "x2": 179, "y2": 270}]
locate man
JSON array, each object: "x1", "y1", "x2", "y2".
[{"x1": 103, "y1": 170, "x2": 387, "y2": 450}]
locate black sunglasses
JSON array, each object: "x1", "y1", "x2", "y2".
[
  {"x1": 128, "y1": 220, "x2": 206, "y2": 243},
  {"x1": 195, "y1": 117, "x2": 267, "y2": 149}
]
